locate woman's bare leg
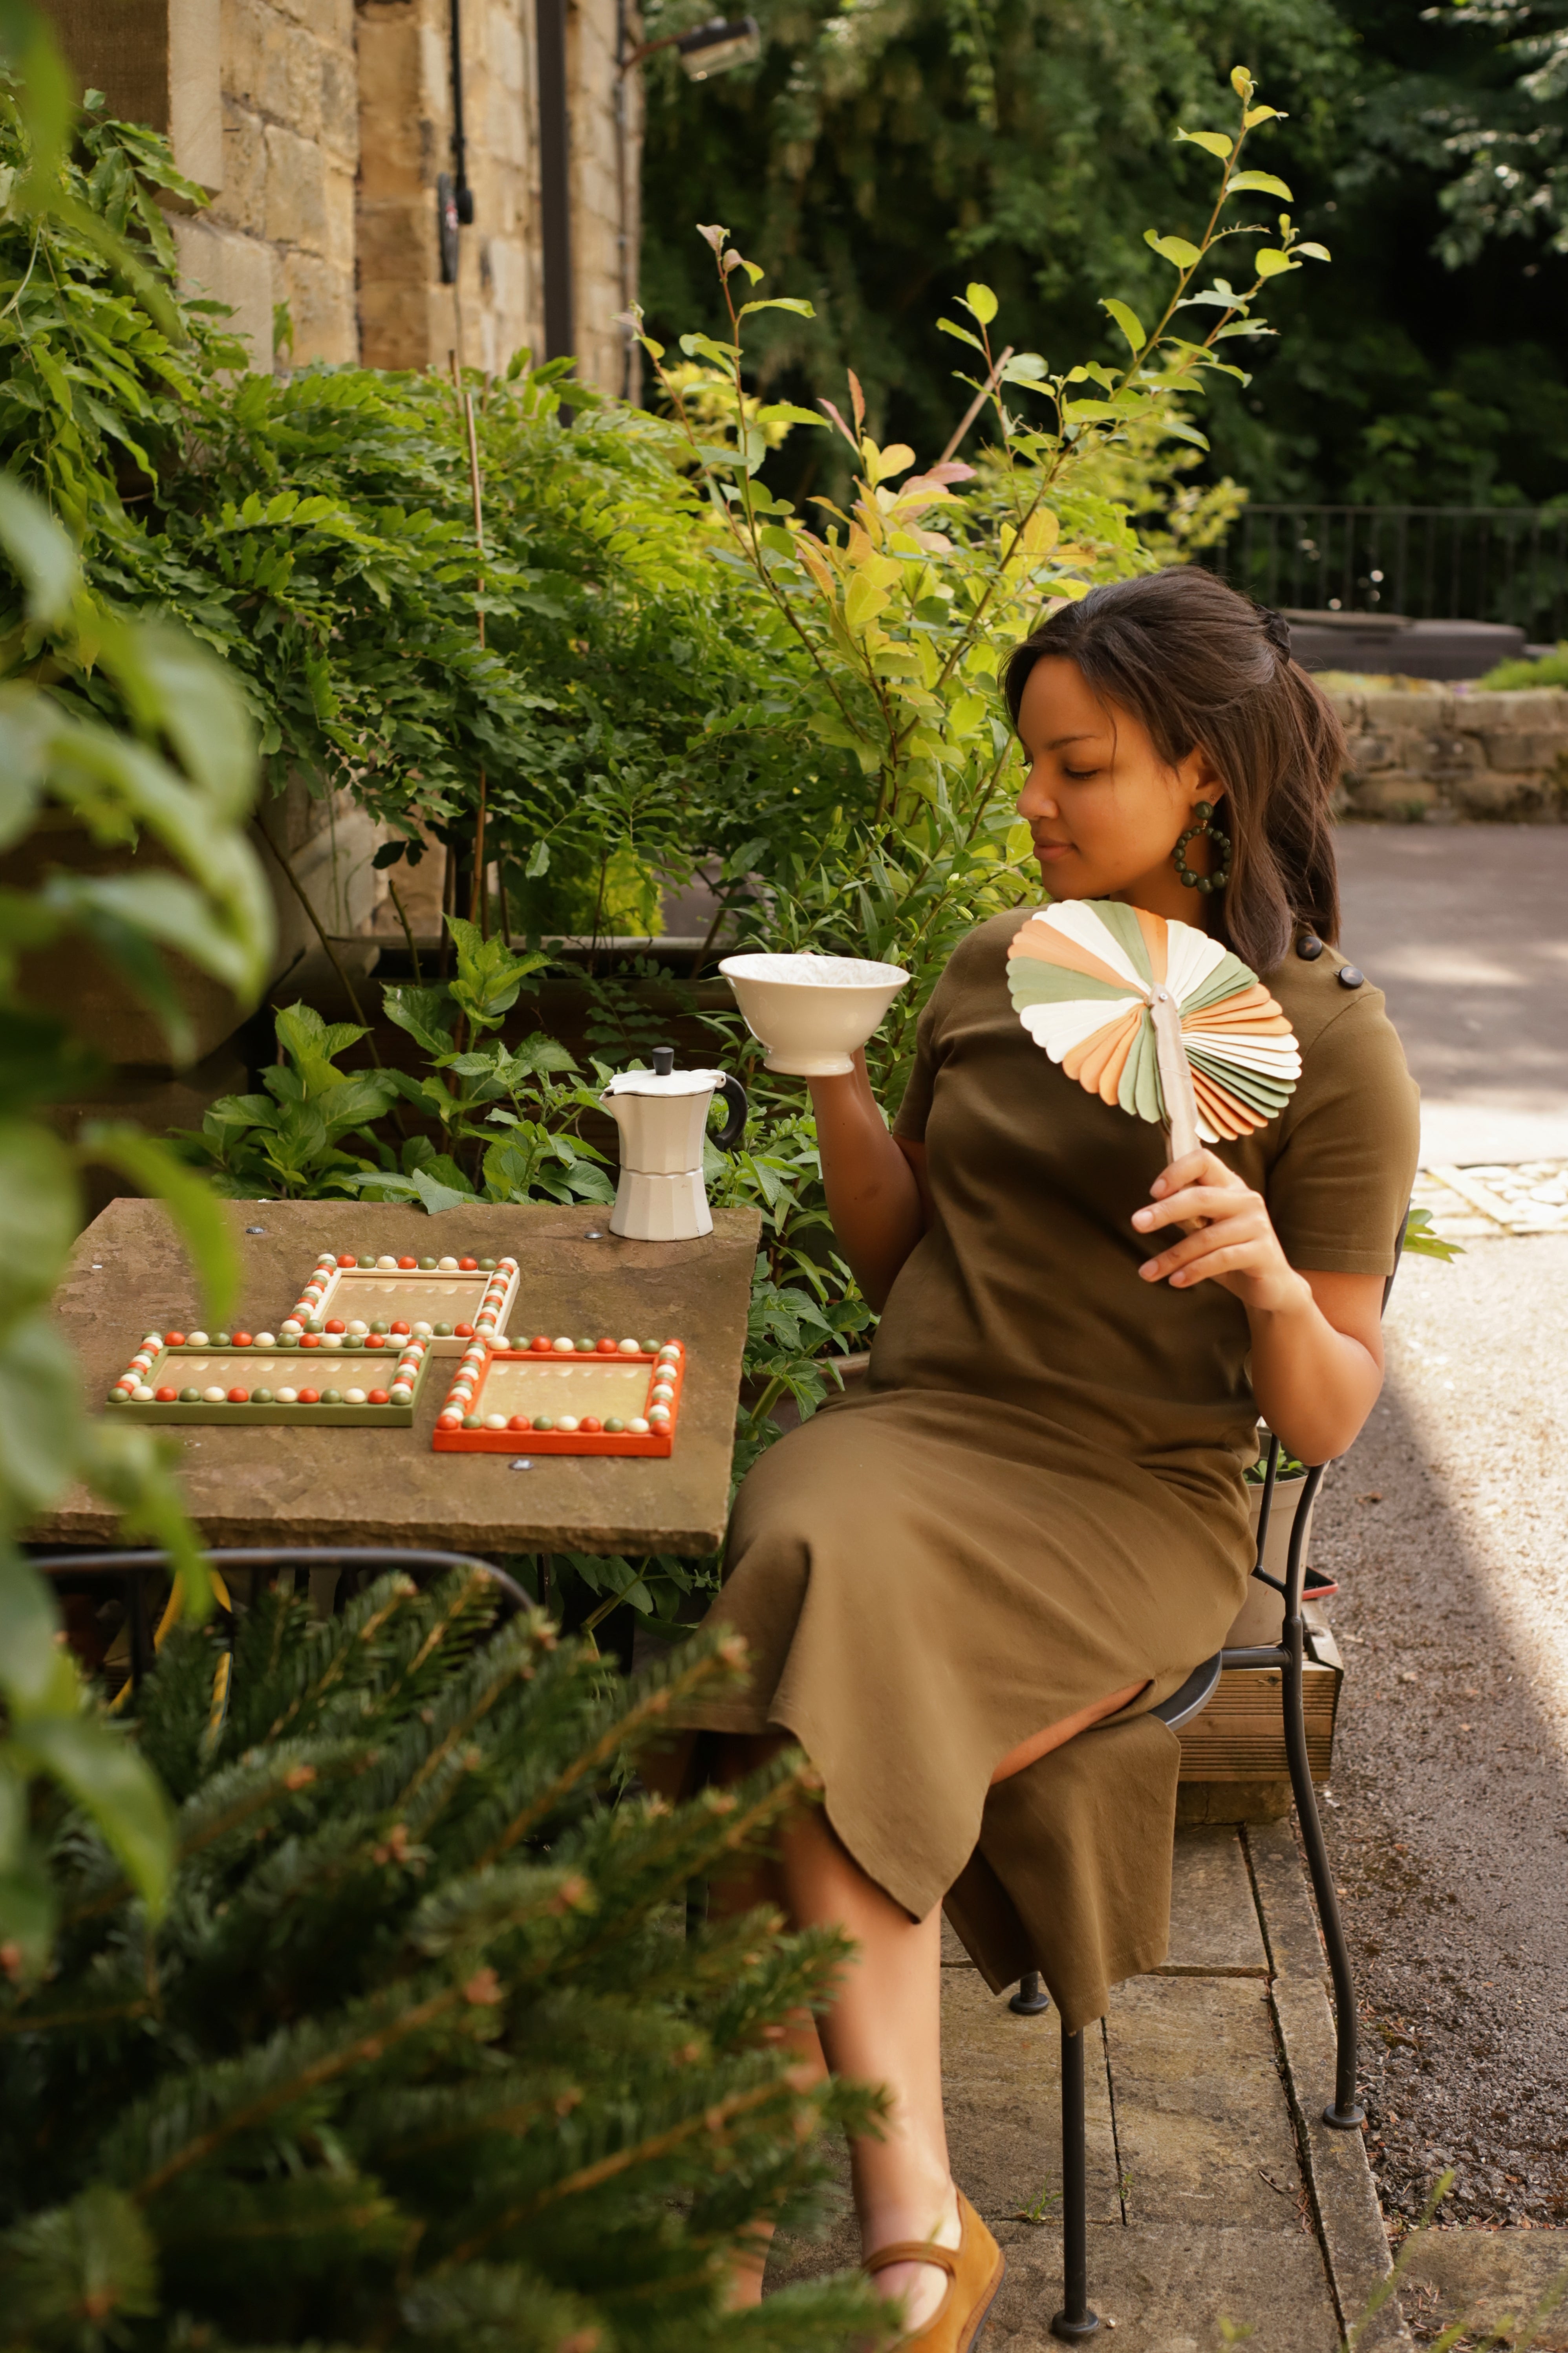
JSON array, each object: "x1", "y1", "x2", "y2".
[
  {"x1": 710, "y1": 1686, "x2": 1144, "y2": 2320},
  {"x1": 988, "y1": 1679, "x2": 1145, "y2": 1785},
  {"x1": 709, "y1": 1733, "x2": 956, "y2": 2328}
]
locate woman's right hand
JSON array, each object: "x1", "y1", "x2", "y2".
[{"x1": 808, "y1": 1051, "x2": 928, "y2": 1311}]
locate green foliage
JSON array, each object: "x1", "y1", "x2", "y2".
[
  {"x1": 0, "y1": 1569, "x2": 892, "y2": 2351},
  {"x1": 0, "y1": 4, "x2": 278, "y2": 1968},
  {"x1": 1477, "y1": 640, "x2": 1568, "y2": 690},
  {"x1": 1401, "y1": 1204, "x2": 1465, "y2": 1264},
  {"x1": 640, "y1": 0, "x2": 1568, "y2": 511},
  {"x1": 631, "y1": 77, "x2": 1318, "y2": 1102}
]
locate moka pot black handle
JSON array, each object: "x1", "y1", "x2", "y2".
[{"x1": 712, "y1": 1074, "x2": 748, "y2": 1152}]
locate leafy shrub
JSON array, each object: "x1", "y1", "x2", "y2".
[
  {"x1": 0, "y1": 1567, "x2": 888, "y2": 2350},
  {"x1": 0, "y1": 11, "x2": 275, "y2": 1961},
  {"x1": 1476, "y1": 641, "x2": 1568, "y2": 691}
]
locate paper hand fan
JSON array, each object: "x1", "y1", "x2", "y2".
[{"x1": 1006, "y1": 901, "x2": 1301, "y2": 1159}]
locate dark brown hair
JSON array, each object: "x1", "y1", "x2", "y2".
[{"x1": 1003, "y1": 566, "x2": 1343, "y2": 974}]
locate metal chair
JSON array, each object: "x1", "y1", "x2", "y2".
[
  {"x1": 31, "y1": 1547, "x2": 531, "y2": 1703},
  {"x1": 1025, "y1": 1220, "x2": 1409, "y2": 2342}
]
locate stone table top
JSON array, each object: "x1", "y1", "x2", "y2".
[{"x1": 35, "y1": 1199, "x2": 761, "y2": 1556}]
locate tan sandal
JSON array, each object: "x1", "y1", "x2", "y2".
[{"x1": 864, "y1": 2189, "x2": 1005, "y2": 2352}]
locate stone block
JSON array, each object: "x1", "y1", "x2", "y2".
[
  {"x1": 1346, "y1": 729, "x2": 1399, "y2": 773},
  {"x1": 319, "y1": 42, "x2": 360, "y2": 162},
  {"x1": 1163, "y1": 1829, "x2": 1269, "y2": 1975},
  {"x1": 940, "y1": 1968, "x2": 1121, "y2": 2228},
  {"x1": 221, "y1": 0, "x2": 270, "y2": 115},
  {"x1": 986, "y1": 2225, "x2": 1339, "y2": 2353},
  {"x1": 357, "y1": 271, "x2": 440, "y2": 372},
  {"x1": 357, "y1": 194, "x2": 439, "y2": 285},
  {"x1": 1341, "y1": 775, "x2": 1441, "y2": 820},
  {"x1": 1398, "y1": 2229, "x2": 1568, "y2": 2348},
  {"x1": 280, "y1": 247, "x2": 357, "y2": 364},
  {"x1": 212, "y1": 100, "x2": 265, "y2": 236},
  {"x1": 322, "y1": 161, "x2": 355, "y2": 274},
  {"x1": 1360, "y1": 690, "x2": 1453, "y2": 731},
  {"x1": 1480, "y1": 732, "x2": 1568, "y2": 771},
  {"x1": 1451, "y1": 769, "x2": 1565, "y2": 819},
  {"x1": 1106, "y1": 1976, "x2": 1301, "y2": 2232},
  {"x1": 263, "y1": 123, "x2": 328, "y2": 250},
  {"x1": 171, "y1": 214, "x2": 273, "y2": 368},
  {"x1": 1418, "y1": 730, "x2": 1482, "y2": 774}
]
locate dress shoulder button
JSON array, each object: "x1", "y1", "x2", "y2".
[
  {"x1": 1337, "y1": 965, "x2": 1365, "y2": 989},
  {"x1": 1296, "y1": 933, "x2": 1324, "y2": 961}
]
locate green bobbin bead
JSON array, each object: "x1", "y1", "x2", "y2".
[
  {"x1": 433, "y1": 1322, "x2": 453, "y2": 1337},
  {"x1": 419, "y1": 1256, "x2": 437, "y2": 1270},
  {"x1": 319, "y1": 1388, "x2": 342, "y2": 1405},
  {"x1": 478, "y1": 1257, "x2": 496, "y2": 1271},
  {"x1": 213, "y1": 1333, "x2": 232, "y2": 1348},
  {"x1": 575, "y1": 1337, "x2": 595, "y2": 1353},
  {"x1": 604, "y1": 1417, "x2": 625, "y2": 1434},
  {"x1": 357, "y1": 1256, "x2": 375, "y2": 1268},
  {"x1": 179, "y1": 1388, "x2": 201, "y2": 1403},
  {"x1": 462, "y1": 1414, "x2": 482, "y2": 1430},
  {"x1": 531, "y1": 1415, "x2": 554, "y2": 1432},
  {"x1": 251, "y1": 1388, "x2": 275, "y2": 1404}
]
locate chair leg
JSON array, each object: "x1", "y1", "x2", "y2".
[
  {"x1": 1010, "y1": 1968, "x2": 1050, "y2": 2016},
  {"x1": 1051, "y1": 2021, "x2": 1100, "y2": 2341},
  {"x1": 1282, "y1": 1616, "x2": 1365, "y2": 2128}
]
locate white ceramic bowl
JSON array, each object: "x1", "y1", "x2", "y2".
[{"x1": 719, "y1": 952, "x2": 911, "y2": 1076}]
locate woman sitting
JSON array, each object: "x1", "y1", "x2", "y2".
[{"x1": 671, "y1": 566, "x2": 1418, "y2": 2350}]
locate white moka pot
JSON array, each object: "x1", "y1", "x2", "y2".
[{"x1": 600, "y1": 1048, "x2": 749, "y2": 1242}]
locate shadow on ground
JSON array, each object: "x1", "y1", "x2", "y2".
[{"x1": 1315, "y1": 1241, "x2": 1568, "y2": 2233}]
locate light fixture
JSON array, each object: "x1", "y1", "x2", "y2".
[
  {"x1": 677, "y1": 16, "x2": 761, "y2": 77},
  {"x1": 622, "y1": 15, "x2": 761, "y2": 77}
]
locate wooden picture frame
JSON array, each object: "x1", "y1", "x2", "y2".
[
  {"x1": 281, "y1": 1249, "x2": 521, "y2": 1357},
  {"x1": 432, "y1": 1336, "x2": 686, "y2": 1456},
  {"x1": 106, "y1": 1329, "x2": 436, "y2": 1424}
]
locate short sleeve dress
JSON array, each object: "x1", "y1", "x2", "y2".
[{"x1": 680, "y1": 907, "x2": 1419, "y2": 2005}]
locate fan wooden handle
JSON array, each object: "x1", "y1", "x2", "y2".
[{"x1": 1151, "y1": 986, "x2": 1205, "y2": 1231}]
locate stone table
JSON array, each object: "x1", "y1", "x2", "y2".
[{"x1": 37, "y1": 1200, "x2": 761, "y2": 1556}]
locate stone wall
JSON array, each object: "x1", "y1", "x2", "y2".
[
  {"x1": 46, "y1": 0, "x2": 641, "y2": 390},
  {"x1": 1329, "y1": 687, "x2": 1568, "y2": 821}
]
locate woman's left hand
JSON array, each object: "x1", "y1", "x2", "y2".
[{"x1": 1132, "y1": 1148, "x2": 1311, "y2": 1318}]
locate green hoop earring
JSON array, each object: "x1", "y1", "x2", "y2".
[{"x1": 1171, "y1": 801, "x2": 1232, "y2": 896}]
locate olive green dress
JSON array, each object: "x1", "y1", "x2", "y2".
[{"x1": 682, "y1": 909, "x2": 1419, "y2": 2027}]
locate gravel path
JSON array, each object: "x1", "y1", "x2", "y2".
[{"x1": 1314, "y1": 1234, "x2": 1568, "y2": 2228}]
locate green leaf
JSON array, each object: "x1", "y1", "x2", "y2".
[
  {"x1": 0, "y1": 1317, "x2": 85, "y2": 1526},
  {"x1": 525, "y1": 840, "x2": 551, "y2": 878},
  {"x1": 1294, "y1": 242, "x2": 1332, "y2": 262},
  {"x1": 382, "y1": 984, "x2": 457, "y2": 1059},
  {"x1": 937, "y1": 319, "x2": 984, "y2": 352},
  {"x1": 1226, "y1": 170, "x2": 1294, "y2": 200},
  {"x1": 1253, "y1": 248, "x2": 1297, "y2": 278},
  {"x1": 116, "y1": 625, "x2": 256, "y2": 822},
  {"x1": 1176, "y1": 128, "x2": 1233, "y2": 161},
  {"x1": 77, "y1": 1123, "x2": 239, "y2": 1328},
  {"x1": 0, "y1": 2186, "x2": 161, "y2": 2336},
  {"x1": 1145, "y1": 232, "x2": 1202, "y2": 270},
  {"x1": 0, "y1": 1122, "x2": 78, "y2": 1336},
  {"x1": 1100, "y1": 298, "x2": 1146, "y2": 357},
  {"x1": 0, "y1": 474, "x2": 78, "y2": 627},
  {"x1": 737, "y1": 297, "x2": 816, "y2": 320},
  {"x1": 963, "y1": 282, "x2": 998, "y2": 326},
  {"x1": 8, "y1": 1711, "x2": 173, "y2": 1915}
]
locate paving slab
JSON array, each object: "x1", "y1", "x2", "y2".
[
  {"x1": 1162, "y1": 1825, "x2": 1270, "y2": 1976},
  {"x1": 1398, "y1": 2230, "x2": 1568, "y2": 2348},
  {"x1": 985, "y1": 2226, "x2": 1339, "y2": 2352},
  {"x1": 770, "y1": 1826, "x2": 1380, "y2": 2347},
  {"x1": 1108, "y1": 1976, "x2": 1300, "y2": 2232}
]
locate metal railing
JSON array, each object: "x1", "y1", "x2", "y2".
[{"x1": 1200, "y1": 505, "x2": 1568, "y2": 641}]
